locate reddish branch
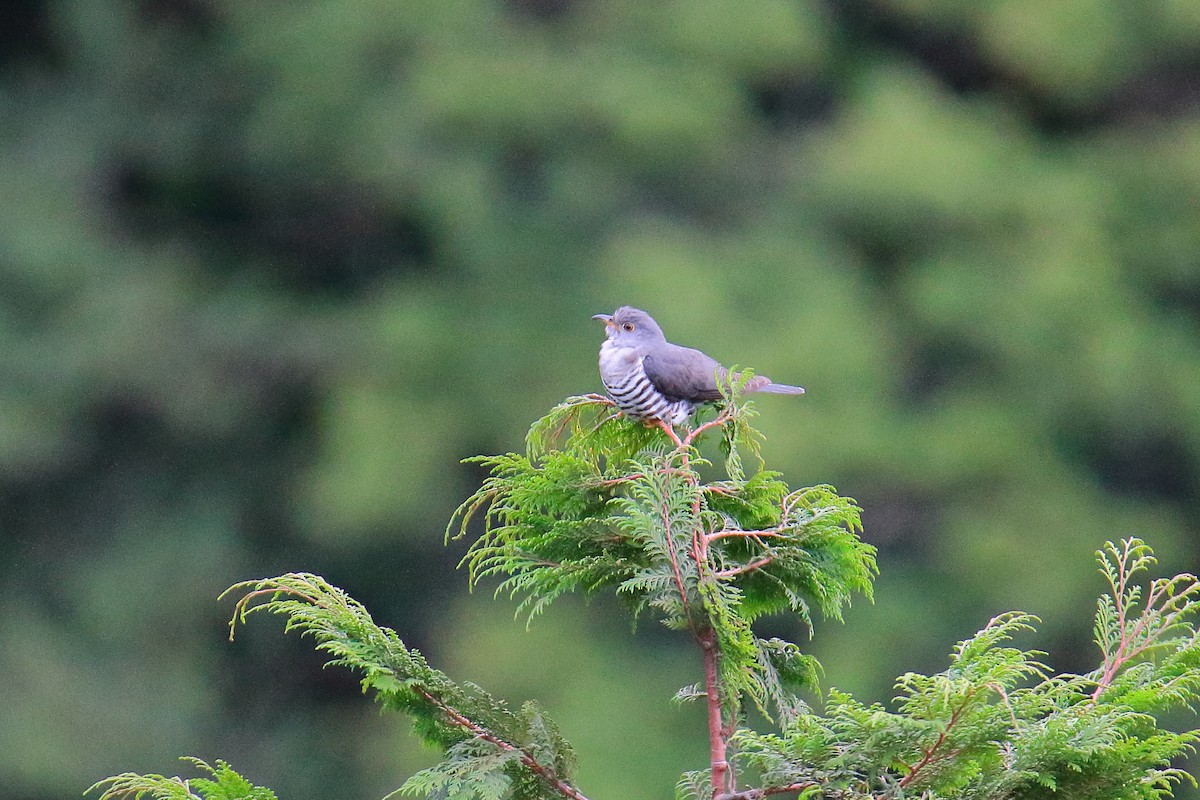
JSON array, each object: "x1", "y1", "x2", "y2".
[
  {"x1": 715, "y1": 555, "x2": 776, "y2": 578},
  {"x1": 1091, "y1": 544, "x2": 1200, "y2": 701},
  {"x1": 589, "y1": 468, "x2": 695, "y2": 488},
  {"x1": 543, "y1": 394, "x2": 617, "y2": 443},
  {"x1": 663, "y1": 491, "x2": 698, "y2": 634},
  {"x1": 650, "y1": 404, "x2": 736, "y2": 451},
  {"x1": 233, "y1": 583, "x2": 590, "y2": 800},
  {"x1": 657, "y1": 411, "x2": 741, "y2": 796},
  {"x1": 653, "y1": 402, "x2": 756, "y2": 798},
  {"x1": 705, "y1": 529, "x2": 787, "y2": 543},
  {"x1": 418, "y1": 688, "x2": 592, "y2": 800},
  {"x1": 898, "y1": 691, "x2": 973, "y2": 789},
  {"x1": 683, "y1": 406, "x2": 736, "y2": 449},
  {"x1": 701, "y1": 627, "x2": 733, "y2": 797},
  {"x1": 649, "y1": 419, "x2": 707, "y2": 639},
  {"x1": 705, "y1": 527, "x2": 786, "y2": 579},
  {"x1": 588, "y1": 473, "x2": 646, "y2": 488}
]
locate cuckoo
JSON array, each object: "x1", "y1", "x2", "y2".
[{"x1": 592, "y1": 306, "x2": 805, "y2": 426}]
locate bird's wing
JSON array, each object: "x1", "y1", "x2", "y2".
[{"x1": 643, "y1": 345, "x2": 725, "y2": 402}]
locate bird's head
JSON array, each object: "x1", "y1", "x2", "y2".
[{"x1": 592, "y1": 306, "x2": 665, "y2": 346}]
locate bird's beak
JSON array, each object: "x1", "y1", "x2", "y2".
[{"x1": 591, "y1": 313, "x2": 615, "y2": 330}]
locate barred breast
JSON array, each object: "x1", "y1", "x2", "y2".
[{"x1": 598, "y1": 341, "x2": 694, "y2": 425}]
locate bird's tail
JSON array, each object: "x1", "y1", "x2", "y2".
[{"x1": 744, "y1": 376, "x2": 806, "y2": 395}]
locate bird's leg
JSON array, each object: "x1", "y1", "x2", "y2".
[{"x1": 651, "y1": 418, "x2": 685, "y2": 449}]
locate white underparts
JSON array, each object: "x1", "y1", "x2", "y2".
[{"x1": 598, "y1": 341, "x2": 694, "y2": 426}]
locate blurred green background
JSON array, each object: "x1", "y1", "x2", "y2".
[{"x1": 3, "y1": 1, "x2": 1200, "y2": 798}]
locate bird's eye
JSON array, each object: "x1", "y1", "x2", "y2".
[{"x1": 622, "y1": 322, "x2": 635, "y2": 332}]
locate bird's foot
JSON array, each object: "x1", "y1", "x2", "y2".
[{"x1": 650, "y1": 418, "x2": 685, "y2": 448}]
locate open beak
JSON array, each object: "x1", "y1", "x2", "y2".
[{"x1": 591, "y1": 313, "x2": 615, "y2": 330}]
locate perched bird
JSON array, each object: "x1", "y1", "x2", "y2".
[{"x1": 592, "y1": 306, "x2": 805, "y2": 426}]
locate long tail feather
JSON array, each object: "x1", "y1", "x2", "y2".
[
  {"x1": 743, "y1": 375, "x2": 806, "y2": 395},
  {"x1": 754, "y1": 382, "x2": 805, "y2": 395}
]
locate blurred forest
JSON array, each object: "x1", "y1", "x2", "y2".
[{"x1": 3, "y1": 1, "x2": 1200, "y2": 799}]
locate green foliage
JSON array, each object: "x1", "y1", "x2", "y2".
[
  {"x1": 734, "y1": 539, "x2": 1200, "y2": 800},
  {"x1": 88, "y1": 517, "x2": 1200, "y2": 800},
  {"x1": 218, "y1": 573, "x2": 580, "y2": 800},
  {"x1": 88, "y1": 758, "x2": 277, "y2": 800},
  {"x1": 524, "y1": 394, "x2": 660, "y2": 465},
  {"x1": 1092, "y1": 539, "x2": 1200, "y2": 713},
  {"x1": 451, "y1": 393, "x2": 876, "y2": 724},
  {"x1": 88, "y1": 392, "x2": 1200, "y2": 800},
  {"x1": 90, "y1": 394, "x2": 879, "y2": 800}
]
